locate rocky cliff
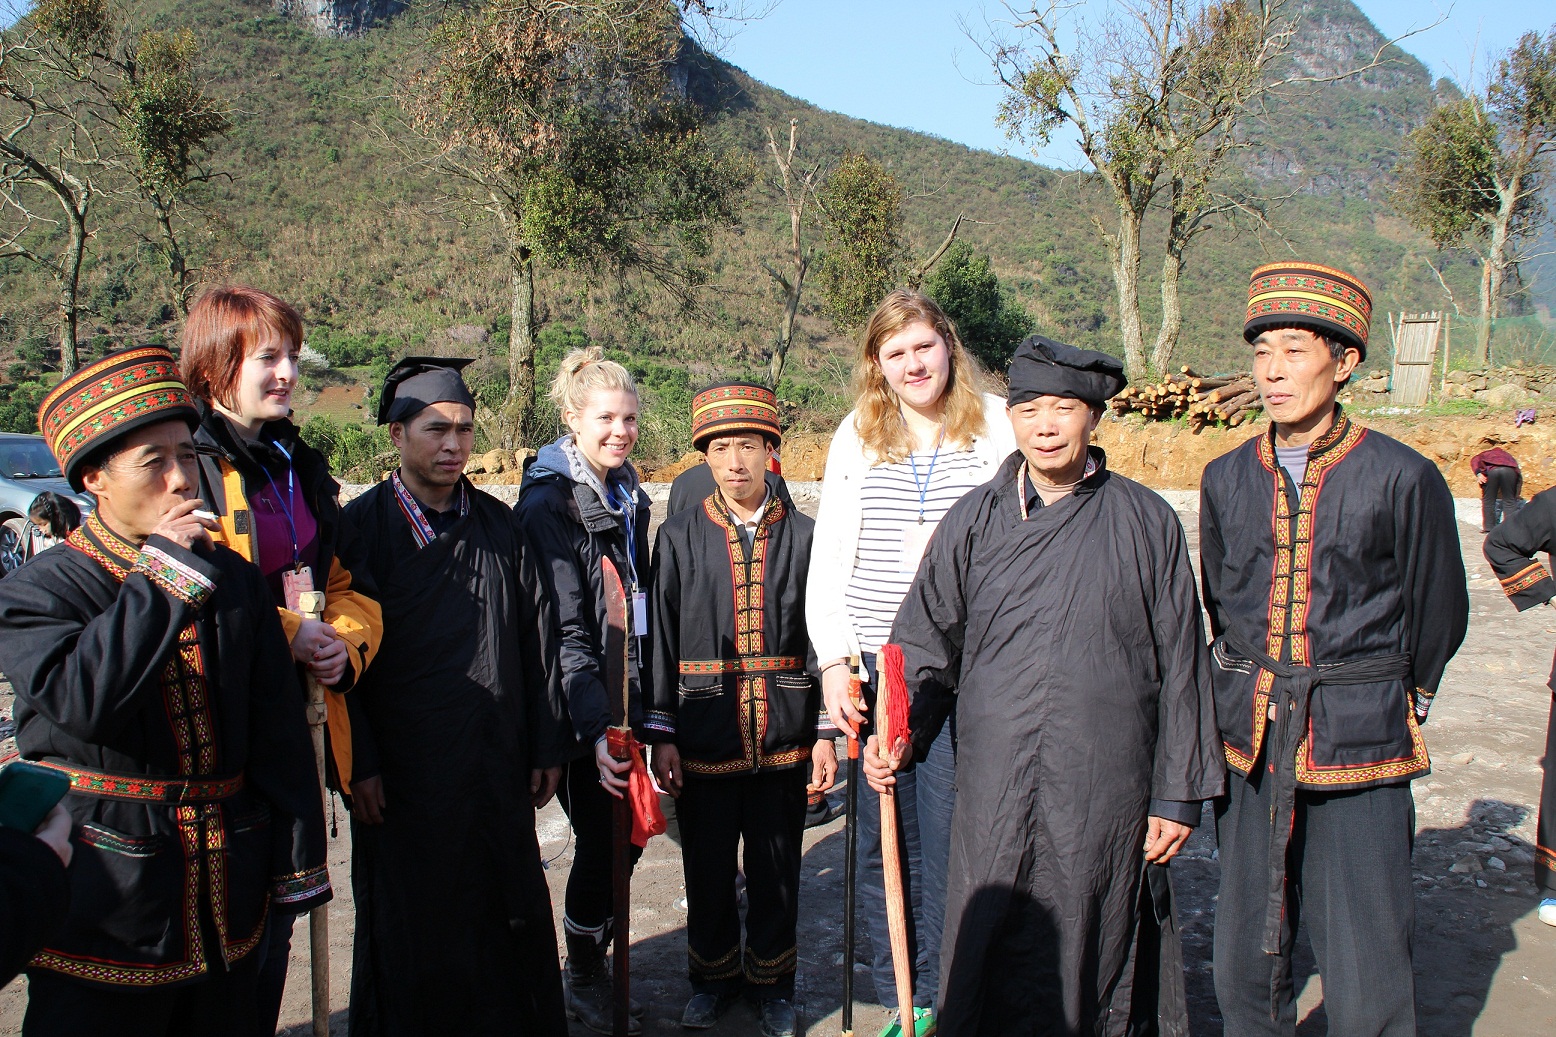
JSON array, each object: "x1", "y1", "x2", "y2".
[{"x1": 273, "y1": 0, "x2": 405, "y2": 37}]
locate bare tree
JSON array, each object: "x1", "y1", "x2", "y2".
[
  {"x1": 985, "y1": 0, "x2": 1401, "y2": 379},
  {"x1": 760, "y1": 119, "x2": 820, "y2": 388}
]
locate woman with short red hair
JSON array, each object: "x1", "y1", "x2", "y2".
[{"x1": 181, "y1": 284, "x2": 384, "y2": 1035}]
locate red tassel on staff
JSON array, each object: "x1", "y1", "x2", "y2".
[
  {"x1": 606, "y1": 727, "x2": 666, "y2": 848},
  {"x1": 876, "y1": 644, "x2": 915, "y2": 1024}
]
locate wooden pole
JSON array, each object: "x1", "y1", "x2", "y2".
[
  {"x1": 611, "y1": 739, "x2": 632, "y2": 1037},
  {"x1": 876, "y1": 665, "x2": 914, "y2": 1028},
  {"x1": 296, "y1": 590, "x2": 331, "y2": 1037}
]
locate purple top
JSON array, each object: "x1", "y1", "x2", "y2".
[{"x1": 251, "y1": 467, "x2": 321, "y2": 603}]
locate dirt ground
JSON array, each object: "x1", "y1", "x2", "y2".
[{"x1": 2, "y1": 465, "x2": 1554, "y2": 1034}]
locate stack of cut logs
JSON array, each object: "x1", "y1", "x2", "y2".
[{"x1": 1108, "y1": 368, "x2": 1263, "y2": 433}]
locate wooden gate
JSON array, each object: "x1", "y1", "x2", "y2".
[{"x1": 1388, "y1": 312, "x2": 1443, "y2": 406}]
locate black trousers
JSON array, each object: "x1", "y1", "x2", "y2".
[
  {"x1": 23, "y1": 951, "x2": 260, "y2": 1037},
  {"x1": 1482, "y1": 466, "x2": 1520, "y2": 530},
  {"x1": 676, "y1": 768, "x2": 807, "y2": 1001},
  {"x1": 1213, "y1": 769, "x2": 1417, "y2": 1037},
  {"x1": 1539, "y1": 691, "x2": 1556, "y2": 894},
  {"x1": 556, "y1": 756, "x2": 644, "y2": 960}
]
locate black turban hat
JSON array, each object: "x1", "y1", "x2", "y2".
[
  {"x1": 1006, "y1": 335, "x2": 1127, "y2": 407},
  {"x1": 377, "y1": 357, "x2": 476, "y2": 425}
]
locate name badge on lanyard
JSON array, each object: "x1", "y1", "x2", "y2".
[
  {"x1": 898, "y1": 522, "x2": 934, "y2": 574},
  {"x1": 282, "y1": 565, "x2": 316, "y2": 612},
  {"x1": 632, "y1": 588, "x2": 649, "y2": 637}
]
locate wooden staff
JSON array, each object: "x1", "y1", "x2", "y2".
[
  {"x1": 876, "y1": 650, "x2": 914, "y2": 1027},
  {"x1": 599, "y1": 557, "x2": 634, "y2": 1037},
  {"x1": 296, "y1": 590, "x2": 331, "y2": 1037},
  {"x1": 841, "y1": 655, "x2": 863, "y2": 1037}
]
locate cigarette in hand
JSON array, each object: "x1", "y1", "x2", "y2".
[{"x1": 192, "y1": 510, "x2": 217, "y2": 522}]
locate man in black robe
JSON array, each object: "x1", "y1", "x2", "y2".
[
  {"x1": 866, "y1": 337, "x2": 1225, "y2": 1036},
  {"x1": 343, "y1": 358, "x2": 570, "y2": 1037},
  {"x1": 1482, "y1": 487, "x2": 1556, "y2": 926},
  {"x1": 1203, "y1": 263, "x2": 1469, "y2": 1036},
  {"x1": 646, "y1": 382, "x2": 836, "y2": 1037},
  {"x1": 0, "y1": 347, "x2": 330, "y2": 1035}
]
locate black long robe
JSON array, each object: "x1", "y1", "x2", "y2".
[
  {"x1": 889, "y1": 449, "x2": 1224, "y2": 1037},
  {"x1": 343, "y1": 478, "x2": 569, "y2": 1037},
  {"x1": 0, "y1": 515, "x2": 329, "y2": 988},
  {"x1": 1483, "y1": 486, "x2": 1556, "y2": 892}
]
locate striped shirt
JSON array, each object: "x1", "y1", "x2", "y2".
[{"x1": 844, "y1": 447, "x2": 988, "y2": 653}]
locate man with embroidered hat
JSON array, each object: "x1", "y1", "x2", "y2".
[
  {"x1": 342, "y1": 357, "x2": 571, "y2": 1036},
  {"x1": 865, "y1": 336, "x2": 1224, "y2": 1035},
  {"x1": 0, "y1": 346, "x2": 331, "y2": 1034},
  {"x1": 1202, "y1": 263, "x2": 1469, "y2": 1036},
  {"x1": 646, "y1": 381, "x2": 837, "y2": 1036}
]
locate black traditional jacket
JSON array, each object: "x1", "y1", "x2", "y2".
[
  {"x1": 0, "y1": 515, "x2": 330, "y2": 988},
  {"x1": 1199, "y1": 411, "x2": 1469, "y2": 790},
  {"x1": 1485, "y1": 486, "x2": 1556, "y2": 684},
  {"x1": 646, "y1": 491, "x2": 834, "y2": 776}
]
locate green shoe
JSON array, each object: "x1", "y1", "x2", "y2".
[{"x1": 877, "y1": 1006, "x2": 936, "y2": 1037}]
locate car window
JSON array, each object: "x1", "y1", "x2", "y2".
[{"x1": 0, "y1": 440, "x2": 62, "y2": 478}]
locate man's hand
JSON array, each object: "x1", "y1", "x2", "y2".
[
  {"x1": 291, "y1": 619, "x2": 348, "y2": 685},
  {"x1": 33, "y1": 803, "x2": 73, "y2": 868},
  {"x1": 149, "y1": 498, "x2": 217, "y2": 553},
  {"x1": 822, "y1": 662, "x2": 867, "y2": 737},
  {"x1": 1143, "y1": 816, "x2": 1193, "y2": 864},
  {"x1": 595, "y1": 738, "x2": 632, "y2": 798},
  {"x1": 809, "y1": 738, "x2": 838, "y2": 794},
  {"x1": 652, "y1": 744, "x2": 684, "y2": 799},
  {"x1": 1477, "y1": 472, "x2": 1488, "y2": 485},
  {"x1": 862, "y1": 734, "x2": 913, "y2": 794},
  {"x1": 352, "y1": 775, "x2": 387, "y2": 825},
  {"x1": 530, "y1": 766, "x2": 562, "y2": 809}
]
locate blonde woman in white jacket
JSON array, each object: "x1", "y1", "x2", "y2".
[{"x1": 807, "y1": 289, "x2": 1015, "y2": 1037}]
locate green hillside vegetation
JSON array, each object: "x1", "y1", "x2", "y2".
[{"x1": 0, "y1": 0, "x2": 1542, "y2": 466}]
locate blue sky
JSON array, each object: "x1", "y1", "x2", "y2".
[{"x1": 712, "y1": 0, "x2": 1552, "y2": 168}]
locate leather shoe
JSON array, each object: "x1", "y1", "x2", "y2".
[
  {"x1": 758, "y1": 997, "x2": 798, "y2": 1037},
  {"x1": 681, "y1": 992, "x2": 729, "y2": 1029}
]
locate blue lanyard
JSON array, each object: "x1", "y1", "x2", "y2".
[
  {"x1": 907, "y1": 427, "x2": 945, "y2": 524},
  {"x1": 259, "y1": 442, "x2": 301, "y2": 569},
  {"x1": 615, "y1": 484, "x2": 639, "y2": 589}
]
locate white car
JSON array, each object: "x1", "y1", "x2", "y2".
[{"x1": 0, "y1": 432, "x2": 93, "y2": 574}]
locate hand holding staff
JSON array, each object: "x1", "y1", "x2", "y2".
[{"x1": 296, "y1": 590, "x2": 331, "y2": 1037}]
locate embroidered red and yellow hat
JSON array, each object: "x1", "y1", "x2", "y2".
[
  {"x1": 691, "y1": 381, "x2": 781, "y2": 450},
  {"x1": 38, "y1": 346, "x2": 200, "y2": 490},
  {"x1": 1244, "y1": 261, "x2": 1373, "y2": 360}
]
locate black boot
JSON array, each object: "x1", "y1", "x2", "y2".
[{"x1": 565, "y1": 930, "x2": 644, "y2": 1032}]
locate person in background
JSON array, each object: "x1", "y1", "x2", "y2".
[
  {"x1": 806, "y1": 289, "x2": 1015, "y2": 1037},
  {"x1": 647, "y1": 382, "x2": 837, "y2": 1037},
  {"x1": 20, "y1": 491, "x2": 81, "y2": 562},
  {"x1": 0, "y1": 802, "x2": 73, "y2": 985},
  {"x1": 343, "y1": 358, "x2": 570, "y2": 1036},
  {"x1": 517, "y1": 347, "x2": 653, "y2": 1036},
  {"x1": 179, "y1": 284, "x2": 383, "y2": 1035},
  {"x1": 1471, "y1": 446, "x2": 1522, "y2": 533},
  {"x1": 1203, "y1": 263, "x2": 1469, "y2": 1037},
  {"x1": 1482, "y1": 487, "x2": 1556, "y2": 928},
  {"x1": 0, "y1": 347, "x2": 329, "y2": 1035}
]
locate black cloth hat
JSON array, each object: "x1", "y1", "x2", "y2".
[
  {"x1": 377, "y1": 357, "x2": 476, "y2": 425},
  {"x1": 1006, "y1": 335, "x2": 1127, "y2": 406}
]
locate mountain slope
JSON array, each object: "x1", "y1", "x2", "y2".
[{"x1": 0, "y1": 0, "x2": 1530, "y2": 446}]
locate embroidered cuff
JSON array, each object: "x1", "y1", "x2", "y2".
[
  {"x1": 1413, "y1": 687, "x2": 1435, "y2": 722},
  {"x1": 815, "y1": 711, "x2": 841, "y2": 739},
  {"x1": 134, "y1": 542, "x2": 217, "y2": 608},
  {"x1": 644, "y1": 710, "x2": 676, "y2": 738},
  {"x1": 272, "y1": 864, "x2": 332, "y2": 910}
]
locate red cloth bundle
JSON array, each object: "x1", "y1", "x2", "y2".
[
  {"x1": 878, "y1": 643, "x2": 912, "y2": 754},
  {"x1": 606, "y1": 726, "x2": 667, "y2": 848}
]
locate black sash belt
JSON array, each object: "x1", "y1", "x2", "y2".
[{"x1": 1222, "y1": 636, "x2": 1411, "y2": 1016}]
